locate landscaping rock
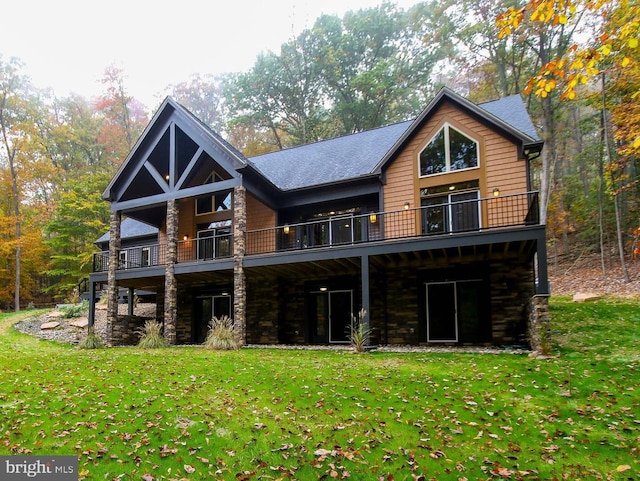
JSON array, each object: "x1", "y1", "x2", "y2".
[
  {"x1": 40, "y1": 321, "x2": 60, "y2": 330},
  {"x1": 47, "y1": 310, "x2": 64, "y2": 318},
  {"x1": 69, "y1": 317, "x2": 89, "y2": 328},
  {"x1": 572, "y1": 292, "x2": 602, "y2": 302}
]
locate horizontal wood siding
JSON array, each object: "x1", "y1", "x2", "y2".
[
  {"x1": 246, "y1": 193, "x2": 276, "y2": 254},
  {"x1": 383, "y1": 101, "x2": 528, "y2": 234}
]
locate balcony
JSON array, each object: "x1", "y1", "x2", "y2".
[
  {"x1": 93, "y1": 191, "x2": 539, "y2": 272},
  {"x1": 246, "y1": 191, "x2": 540, "y2": 255},
  {"x1": 93, "y1": 232, "x2": 233, "y2": 272}
]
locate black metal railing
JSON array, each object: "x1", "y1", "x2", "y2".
[
  {"x1": 93, "y1": 233, "x2": 233, "y2": 273},
  {"x1": 93, "y1": 192, "x2": 539, "y2": 271},
  {"x1": 246, "y1": 191, "x2": 539, "y2": 255}
]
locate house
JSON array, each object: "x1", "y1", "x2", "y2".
[{"x1": 88, "y1": 87, "x2": 549, "y2": 349}]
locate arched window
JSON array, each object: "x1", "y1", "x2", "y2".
[{"x1": 419, "y1": 124, "x2": 479, "y2": 177}]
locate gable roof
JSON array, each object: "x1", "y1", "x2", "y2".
[
  {"x1": 102, "y1": 97, "x2": 247, "y2": 206},
  {"x1": 95, "y1": 217, "x2": 158, "y2": 244},
  {"x1": 248, "y1": 88, "x2": 542, "y2": 191},
  {"x1": 248, "y1": 120, "x2": 413, "y2": 191}
]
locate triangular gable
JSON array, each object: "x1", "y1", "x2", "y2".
[
  {"x1": 372, "y1": 87, "x2": 543, "y2": 174},
  {"x1": 102, "y1": 97, "x2": 247, "y2": 210}
]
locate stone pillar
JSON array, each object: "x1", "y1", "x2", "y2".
[
  {"x1": 106, "y1": 210, "x2": 122, "y2": 345},
  {"x1": 164, "y1": 198, "x2": 178, "y2": 344},
  {"x1": 233, "y1": 185, "x2": 247, "y2": 345},
  {"x1": 528, "y1": 294, "x2": 551, "y2": 355}
]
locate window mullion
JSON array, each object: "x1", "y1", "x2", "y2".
[{"x1": 444, "y1": 125, "x2": 451, "y2": 172}]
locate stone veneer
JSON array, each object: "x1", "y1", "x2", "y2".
[
  {"x1": 233, "y1": 186, "x2": 247, "y2": 344},
  {"x1": 527, "y1": 294, "x2": 551, "y2": 354},
  {"x1": 164, "y1": 198, "x2": 178, "y2": 344},
  {"x1": 106, "y1": 211, "x2": 121, "y2": 345}
]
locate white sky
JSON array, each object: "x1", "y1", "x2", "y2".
[{"x1": 1, "y1": 0, "x2": 423, "y2": 111}]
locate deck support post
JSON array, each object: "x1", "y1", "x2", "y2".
[
  {"x1": 163, "y1": 198, "x2": 178, "y2": 344},
  {"x1": 106, "y1": 210, "x2": 122, "y2": 345},
  {"x1": 360, "y1": 255, "x2": 371, "y2": 345},
  {"x1": 88, "y1": 278, "x2": 97, "y2": 330},
  {"x1": 233, "y1": 185, "x2": 247, "y2": 345}
]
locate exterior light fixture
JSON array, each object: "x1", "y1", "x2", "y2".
[
  {"x1": 404, "y1": 202, "x2": 410, "y2": 210},
  {"x1": 165, "y1": 174, "x2": 170, "y2": 181},
  {"x1": 183, "y1": 234, "x2": 188, "y2": 241},
  {"x1": 283, "y1": 224, "x2": 290, "y2": 235},
  {"x1": 369, "y1": 213, "x2": 378, "y2": 224},
  {"x1": 319, "y1": 286, "x2": 328, "y2": 292},
  {"x1": 449, "y1": 185, "x2": 455, "y2": 191},
  {"x1": 493, "y1": 188, "x2": 500, "y2": 197}
]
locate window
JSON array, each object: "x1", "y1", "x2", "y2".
[
  {"x1": 141, "y1": 247, "x2": 151, "y2": 267},
  {"x1": 118, "y1": 250, "x2": 127, "y2": 269},
  {"x1": 420, "y1": 124, "x2": 479, "y2": 177},
  {"x1": 195, "y1": 171, "x2": 232, "y2": 215}
]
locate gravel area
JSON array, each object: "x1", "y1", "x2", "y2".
[{"x1": 14, "y1": 303, "x2": 156, "y2": 345}]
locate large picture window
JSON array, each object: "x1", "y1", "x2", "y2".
[{"x1": 419, "y1": 124, "x2": 479, "y2": 177}]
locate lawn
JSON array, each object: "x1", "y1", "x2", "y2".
[{"x1": 0, "y1": 298, "x2": 637, "y2": 481}]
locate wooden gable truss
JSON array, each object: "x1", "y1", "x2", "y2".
[{"x1": 102, "y1": 97, "x2": 246, "y2": 225}]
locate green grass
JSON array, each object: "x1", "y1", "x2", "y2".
[{"x1": 0, "y1": 299, "x2": 638, "y2": 480}]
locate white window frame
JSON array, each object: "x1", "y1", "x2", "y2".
[{"x1": 418, "y1": 123, "x2": 480, "y2": 178}]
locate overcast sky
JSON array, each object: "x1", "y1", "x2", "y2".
[{"x1": 1, "y1": 0, "x2": 423, "y2": 111}]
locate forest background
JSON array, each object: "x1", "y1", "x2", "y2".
[{"x1": 0, "y1": 0, "x2": 638, "y2": 310}]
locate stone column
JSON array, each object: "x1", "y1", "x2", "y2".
[
  {"x1": 106, "y1": 210, "x2": 122, "y2": 345},
  {"x1": 164, "y1": 198, "x2": 178, "y2": 345},
  {"x1": 528, "y1": 294, "x2": 551, "y2": 355},
  {"x1": 233, "y1": 185, "x2": 247, "y2": 345}
]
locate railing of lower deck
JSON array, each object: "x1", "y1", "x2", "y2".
[{"x1": 93, "y1": 192, "x2": 539, "y2": 272}]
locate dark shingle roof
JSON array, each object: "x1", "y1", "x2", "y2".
[
  {"x1": 95, "y1": 218, "x2": 158, "y2": 244},
  {"x1": 249, "y1": 121, "x2": 413, "y2": 191},
  {"x1": 248, "y1": 92, "x2": 539, "y2": 191},
  {"x1": 479, "y1": 95, "x2": 540, "y2": 141}
]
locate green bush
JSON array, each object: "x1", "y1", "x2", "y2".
[
  {"x1": 349, "y1": 308, "x2": 372, "y2": 353},
  {"x1": 60, "y1": 300, "x2": 89, "y2": 318},
  {"x1": 78, "y1": 328, "x2": 104, "y2": 349},
  {"x1": 137, "y1": 321, "x2": 169, "y2": 348},
  {"x1": 204, "y1": 315, "x2": 241, "y2": 350}
]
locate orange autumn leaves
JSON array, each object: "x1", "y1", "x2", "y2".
[{"x1": 497, "y1": 0, "x2": 639, "y2": 100}]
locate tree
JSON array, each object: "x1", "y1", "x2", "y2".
[
  {"x1": 225, "y1": 3, "x2": 447, "y2": 149},
  {"x1": 45, "y1": 171, "x2": 111, "y2": 297},
  {"x1": 311, "y1": 2, "x2": 444, "y2": 133},
  {"x1": 96, "y1": 65, "x2": 148, "y2": 165},
  {"x1": 498, "y1": 0, "x2": 640, "y2": 272},
  {"x1": 0, "y1": 55, "x2": 41, "y2": 310},
  {"x1": 168, "y1": 73, "x2": 227, "y2": 134}
]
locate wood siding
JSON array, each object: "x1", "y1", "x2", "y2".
[
  {"x1": 246, "y1": 193, "x2": 277, "y2": 254},
  {"x1": 383, "y1": 101, "x2": 528, "y2": 236}
]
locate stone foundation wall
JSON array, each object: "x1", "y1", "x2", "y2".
[
  {"x1": 527, "y1": 295, "x2": 551, "y2": 354},
  {"x1": 488, "y1": 258, "x2": 535, "y2": 345},
  {"x1": 245, "y1": 277, "x2": 279, "y2": 344},
  {"x1": 378, "y1": 267, "x2": 419, "y2": 344}
]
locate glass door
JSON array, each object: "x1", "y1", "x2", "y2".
[
  {"x1": 310, "y1": 290, "x2": 353, "y2": 344},
  {"x1": 194, "y1": 294, "x2": 232, "y2": 343}
]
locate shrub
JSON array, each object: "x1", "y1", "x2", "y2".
[
  {"x1": 60, "y1": 300, "x2": 89, "y2": 318},
  {"x1": 349, "y1": 308, "x2": 372, "y2": 353},
  {"x1": 204, "y1": 315, "x2": 241, "y2": 350},
  {"x1": 137, "y1": 321, "x2": 169, "y2": 348},
  {"x1": 78, "y1": 328, "x2": 104, "y2": 349}
]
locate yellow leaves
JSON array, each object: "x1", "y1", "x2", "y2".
[
  {"x1": 621, "y1": 56, "x2": 631, "y2": 67},
  {"x1": 629, "y1": 38, "x2": 639, "y2": 49}
]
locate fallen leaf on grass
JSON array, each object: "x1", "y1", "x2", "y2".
[{"x1": 616, "y1": 465, "x2": 631, "y2": 472}]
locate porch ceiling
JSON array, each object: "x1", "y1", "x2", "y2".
[{"x1": 245, "y1": 237, "x2": 539, "y2": 279}]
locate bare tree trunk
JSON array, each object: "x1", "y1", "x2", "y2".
[{"x1": 602, "y1": 74, "x2": 630, "y2": 282}]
